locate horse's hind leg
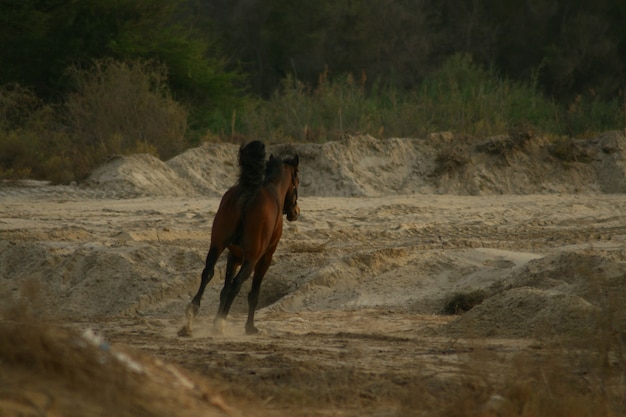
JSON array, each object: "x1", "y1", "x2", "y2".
[
  {"x1": 212, "y1": 252, "x2": 241, "y2": 334},
  {"x1": 194, "y1": 247, "x2": 222, "y2": 306},
  {"x1": 178, "y1": 246, "x2": 221, "y2": 337},
  {"x1": 218, "y1": 251, "x2": 241, "y2": 309},
  {"x1": 245, "y1": 253, "x2": 272, "y2": 335},
  {"x1": 214, "y1": 260, "x2": 255, "y2": 333}
]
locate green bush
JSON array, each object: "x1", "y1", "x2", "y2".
[
  {"x1": 564, "y1": 94, "x2": 625, "y2": 137},
  {"x1": 2, "y1": 54, "x2": 624, "y2": 183},
  {"x1": 0, "y1": 84, "x2": 76, "y2": 183},
  {"x1": 234, "y1": 54, "x2": 623, "y2": 142},
  {"x1": 64, "y1": 58, "x2": 188, "y2": 160},
  {"x1": 0, "y1": 58, "x2": 189, "y2": 183},
  {"x1": 239, "y1": 71, "x2": 392, "y2": 143},
  {"x1": 417, "y1": 54, "x2": 560, "y2": 135}
]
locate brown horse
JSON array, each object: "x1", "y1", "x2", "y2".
[{"x1": 179, "y1": 140, "x2": 299, "y2": 336}]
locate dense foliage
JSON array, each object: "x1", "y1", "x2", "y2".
[
  {"x1": 0, "y1": 0, "x2": 625, "y2": 182},
  {"x1": 0, "y1": 0, "x2": 241, "y2": 124},
  {"x1": 204, "y1": 0, "x2": 626, "y2": 101}
]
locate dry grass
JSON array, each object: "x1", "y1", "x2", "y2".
[
  {"x1": 447, "y1": 271, "x2": 626, "y2": 417},
  {"x1": 0, "y1": 293, "x2": 233, "y2": 417},
  {"x1": 548, "y1": 137, "x2": 598, "y2": 164},
  {"x1": 475, "y1": 132, "x2": 533, "y2": 158}
]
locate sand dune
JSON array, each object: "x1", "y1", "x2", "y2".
[
  {"x1": 1, "y1": 132, "x2": 625, "y2": 416},
  {"x1": 79, "y1": 131, "x2": 626, "y2": 198},
  {"x1": 2, "y1": 130, "x2": 625, "y2": 337}
]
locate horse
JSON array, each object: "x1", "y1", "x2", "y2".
[{"x1": 178, "y1": 140, "x2": 300, "y2": 336}]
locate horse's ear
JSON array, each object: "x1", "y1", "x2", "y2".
[
  {"x1": 269, "y1": 154, "x2": 276, "y2": 161},
  {"x1": 293, "y1": 154, "x2": 299, "y2": 166}
]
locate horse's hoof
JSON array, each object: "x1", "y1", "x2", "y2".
[
  {"x1": 177, "y1": 326, "x2": 192, "y2": 337},
  {"x1": 245, "y1": 325, "x2": 259, "y2": 335},
  {"x1": 213, "y1": 318, "x2": 225, "y2": 335}
]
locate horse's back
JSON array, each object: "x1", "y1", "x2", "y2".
[
  {"x1": 210, "y1": 185, "x2": 243, "y2": 245},
  {"x1": 242, "y1": 187, "x2": 284, "y2": 251},
  {"x1": 211, "y1": 175, "x2": 283, "y2": 259}
]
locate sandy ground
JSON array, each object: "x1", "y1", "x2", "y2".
[{"x1": 1, "y1": 133, "x2": 626, "y2": 416}]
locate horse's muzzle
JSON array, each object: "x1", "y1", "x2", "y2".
[{"x1": 286, "y1": 204, "x2": 300, "y2": 221}]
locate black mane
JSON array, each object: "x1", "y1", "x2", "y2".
[
  {"x1": 264, "y1": 145, "x2": 298, "y2": 184},
  {"x1": 237, "y1": 140, "x2": 266, "y2": 190},
  {"x1": 264, "y1": 155, "x2": 283, "y2": 184}
]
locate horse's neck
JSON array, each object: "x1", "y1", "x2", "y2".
[{"x1": 266, "y1": 169, "x2": 290, "y2": 207}]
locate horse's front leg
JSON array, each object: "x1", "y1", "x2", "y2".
[{"x1": 245, "y1": 253, "x2": 273, "y2": 335}]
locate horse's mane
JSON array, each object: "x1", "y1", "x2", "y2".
[
  {"x1": 264, "y1": 156, "x2": 283, "y2": 184},
  {"x1": 237, "y1": 140, "x2": 266, "y2": 191},
  {"x1": 238, "y1": 142, "x2": 296, "y2": 204},
  {"x1": 264, "y1": 145, "x2": 298, "y2": 184}
]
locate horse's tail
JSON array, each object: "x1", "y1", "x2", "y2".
[{"x1": 237, "y1": 140, "x2": 266, "y2": 191}]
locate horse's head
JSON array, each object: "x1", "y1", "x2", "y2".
[{"x1": 282, "y1": 154, "x2": 300, "y2": 222}]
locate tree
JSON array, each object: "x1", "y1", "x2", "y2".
[
  {"x1": 437, "y1": 0, "x2": 626, "y2": 100},
  {"x1": 197, "y1": 0, "x2": 439, "y2": 95},
  {"x1": 0, "y1": 0, "x2": 243, "y2": 132}
]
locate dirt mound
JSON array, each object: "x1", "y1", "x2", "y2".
[
  {"x1": 3, "y1": 131, "x2": 626, "y2": 416},
  {"x1": 269, "y1": 248, "x2": 537, "y2": 314},
  {"x1": 0, "y1": 321, "x2": 233, "y2": 417},
  {"x1": 445, "y1": 252, "x2": 626, "y2": 338},
  {"x1": 433, "y1": 130, "x2": 626, "y2": 195},
  {"x1": 0, "y1": 240, "x2": 203, "y2": 319},
  {"x1": 2, "y1": 182, "x2": 625, "y2": 415},
  {"x1": 499, "y1": 252, "x2": 626, "y2": 302},
  {"x1": 167, "y1": 142, "x2": 238, "y2": 197},
  {"x1": 79, "y1": 131, "x2": 626, "y2": 198},
  {"x1": 85, "y1": 153, "x2": 196, "y2": 197},
  {"x1": 291, "y1": 135, "x2": 436, "y2": 196},
  {"x1": 445, "y1": 287, "x2": 599, "y2": 338},
  {"x1": 272, "y1": 246, "x2": 626, "y2": 340}
]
